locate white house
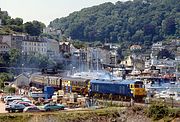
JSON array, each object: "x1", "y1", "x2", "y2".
[{"x1": 22, "y1": 36, "x2": 47, "y2": 55}]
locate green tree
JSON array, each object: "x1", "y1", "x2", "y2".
[
  {"x1": 0, "y1": 79, "x2": 4, "y2": 89},
  {"x1": 49, "y1": 0, "x2": 179, "y2": 48},
  {"x1": 9, "y1": 49, "x2": 21, "y2": 66},
  {"x1": 162, "y1": 17, "x2": 176, "y2": 35},
  {"x1": 14, "y1": 18, "x2": 23, "y2": 26},
  {"x1": 6, "y1": 87, "x2": 16, "y2": 94},
  {"x1": 23, "y1": 21, "x2": 45, "y2": 36},
  {"x1": 157, "y1": 49, "x2": 175, "y2": 60}
]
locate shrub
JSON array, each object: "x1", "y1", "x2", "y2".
[{"x1": 147, "y1": 104, "x2": 169, "y2": 120}]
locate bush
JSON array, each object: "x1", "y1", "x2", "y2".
[
  {"x1": 147, "y1": 104, "x2": 169, "y2": 120},
  {"x1": 5, "y1": 87, "x2": 16, "y2": 94}
]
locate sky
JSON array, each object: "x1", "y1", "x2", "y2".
[{"x1": 0, "y1": 0, "x2": 129, "y2": 26}]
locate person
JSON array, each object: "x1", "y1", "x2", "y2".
[{"x1": 130, "y1": 98, "x2": 134, "y2": 106}]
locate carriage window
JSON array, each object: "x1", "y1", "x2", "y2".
[
  {"x1": 139, "y1": 84, "x2": 143, "y2": 88},
  {"x1": 134, "y1": 84, "x2": 139, "y2": 88},
  {"x1": 95, "y1": 85, "x2": 99, "y2": 91}
]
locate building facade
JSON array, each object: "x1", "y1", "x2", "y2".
[
  {"x1": 47, "y1": 39, "x2": 59, "y2": 57},
  {"x1": 0, "y1": 42, "x2": 10, "y2": 53},
  {"x1": 11, "y1": 34, "x2": 24, "y2": 51},
  {"x1": 22, "y1": 36, "x2": 47, "y2": 55},
  {"x1": 59, "y1": 41, "x2": 70, "y2": 53}
]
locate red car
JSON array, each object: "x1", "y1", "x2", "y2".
[{"x1": 18, "y1": 102, "x2": 35, "y2": 107}]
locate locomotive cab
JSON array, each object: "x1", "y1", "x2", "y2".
[{"x1": 130, "y1": 80, "x2": 146, "y2": 99}]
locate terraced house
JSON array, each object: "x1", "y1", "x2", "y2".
[{"x1": 22, "y1": 36, "x2": 47, "y2": 55}]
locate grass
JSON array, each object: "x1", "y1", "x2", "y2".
[{"x1": 0, "y1": 107, "x2": 122, "y2": 122}]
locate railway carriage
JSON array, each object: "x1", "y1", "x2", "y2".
[{"x1": 61, "y1": 77, "x2": 89, "y2": 95}]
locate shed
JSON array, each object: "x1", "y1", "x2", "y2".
[{"x1": 14, "y1": 73, "x2": 30, "y2": 88}]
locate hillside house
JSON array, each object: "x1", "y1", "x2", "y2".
[
  {"x1": 0, "y1": 42, "x2": 10, "y2": 53},
  {"x1": 59, "y1": 41, "x2": 70, "y2": 53},
  {"x1": 121, "y1": 56, "x2": 133, "y2": 68}
]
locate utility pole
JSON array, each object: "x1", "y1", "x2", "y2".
[{"x1": 96, "y1": 48, "x2": 99, "y2": 71}]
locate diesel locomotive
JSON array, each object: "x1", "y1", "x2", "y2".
[{"x1": 90, "y1": 79, "x2": 146, "y2": 101}]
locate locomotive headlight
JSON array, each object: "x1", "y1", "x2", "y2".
[{"x1": 131, "y1": 90, "x2": 133, "y2": 93}]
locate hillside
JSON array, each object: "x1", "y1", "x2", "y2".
[
  {"x1": 0, "y1": 9, "x2": 45, "y2": 36},
  {"x1": 49, "y1": 0, "x2": 180, "y2": 46}
]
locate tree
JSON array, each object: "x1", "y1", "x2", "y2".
[
  {"x1": 23, "y1": 21, "x2": 45, "y2": 36},
  {"x1": 14, "y1": 18, "x2": 23, "y2": 26},
  {"x1": 9, "y1": 49, "x2": 21, "y2": 66},
  {"x1": 157, "y1": 49, "x2": 175, "y2": 60},
  {"x1": 49, "y1": 0, "x2": 179, "y2": 49},
  {"x1": 6, "y1": 87, "x2": 16, "y2": 94},
  {"x1": 0, "y1": 79, "x2": 4, "y2": 89},
  {"x1": 162, "y1": 17, "x2": 176, "y2": 36}
]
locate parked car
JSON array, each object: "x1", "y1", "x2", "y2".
[
  {"x1": 42, "y1": 103, "x2": 65, "y2": 111},
  {"x1": 21, "y1": 98, "x2": 32, "y2": 103},
  {"x1": 18, "y1": 102, "x2": 35, "y2": 107},
  {"x1": 24, "y1": 106, "x2": 44, "y2": 112},
  {"x1": 3, "y1": 96, "x2": 13, "y2": 103},
  {"x1": 5, "y1": 104, "x2": 25, "y2": 113},
  {"x1": 9, "y1": 100, "x2": 22, "y2": 105},
  {"x1": 5, "y1": 97, "x2": 22, "y2": 105}
]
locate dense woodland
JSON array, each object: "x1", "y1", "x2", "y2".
[
  {"x1": 49, "y1": 0, "x2": 180, "y2": 47},
  {"x1": 0, "y1": 10, "x2": 45, "y2": 36}
]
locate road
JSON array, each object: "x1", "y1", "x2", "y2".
[{"x1": 0, "y1": 95, "x2": 7, "y2": 113}]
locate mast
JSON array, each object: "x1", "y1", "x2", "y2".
[{"x1": 96, "y1": 48, "x2": 99, "y2": 71}]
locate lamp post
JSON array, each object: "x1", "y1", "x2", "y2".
[
  {"x1": 170, "y1": 94, "x2": 174, "y2": 108},
  {"x1": 21, "y1": 50, "x2": 24, "y2": 73}
]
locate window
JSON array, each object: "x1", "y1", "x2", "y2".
[
  {"x1": 95, "y1": 85, "x2": 99, "y2": 91},
  {"x1": 134, "y1": 84, "x2": 139, "y2": 88}
]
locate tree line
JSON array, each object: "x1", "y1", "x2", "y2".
[
  {"x1": 0, "y1": 49, "x2": 56, "y2": 72},
  {"x1": 49, "y1": 0, "x2": 180, "y2": 47},
  {"x1": 0, "y1": 11, "x2": 45, "y2": 36}
]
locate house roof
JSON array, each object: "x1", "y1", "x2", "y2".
[
  {"x1": 0, "y1": 42, "x2": 10, "y2": 48},
  {"x1": 15, "y1": 73, "x2": 31, "y2": 80},
  {"x1": 130, "y1": 45, "x2": 141, "y2": 50},
  {"x1": 59, "y1": 41, "x2": 70, "y2": 45}
]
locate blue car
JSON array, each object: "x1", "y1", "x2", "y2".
[{"x1": 43, "y1": 103, "x2": 65, "y2": 111}]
